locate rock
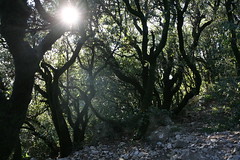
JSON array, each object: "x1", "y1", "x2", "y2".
[
  {"x1": 102, "y1": 150, "x2": 109, "y2": 154},
  {"x1": 158, "y1": 133, "x2": 164, "y2": 139},
  {"x1": 156, "y1": 141, "x2": 164, "y2": 147},
  {"x1": 149, "y1": 150, "x2": 158, "y2": 157},
  {"x1": 133, "y1": 150, "x2": 139, "y2": 156},
  {"x1": 233, "y1": 147, "x2": 240, "y2": 155},
  {"x1": 121, "y1": 154, "x2": 129, "y2": 159},
  {"x1": 175, "y1": 134, "x2": 181, "y2": 140},
  {"x1": 90, "y1": 146, "x2": 96, "y2": 150},
  {"x1": 174, "y1": 140, "x2": 189, "y2": 148},
  {"x1": 227, "y1": 155, "x2": 240, "y2": 160},
  {"x1": 138, "y1": 151, "x2": 146, "y2": 157},
  {"x1": 91, "y1": 150, "x2": 99, "y2": 155},
  {"x1": 166, "y1": 143, "x2": 172, "y2": 149},
  {"x1": 180, "y1": 150, "x2": 205, "y2": 160},
  {"x1": 227, "y1": 143, "x2": 234, "y2": 148},
  {"x1": 147, "y1": 125, "x2": 179, "y2": 142},
  {"x1": 210, "y1": 138, "x2": 217, "y2": 142},
  {"x1": 55, "y1": 128, "x2": 240, "y2": 160},
  {"x1": 57, "y1": 158, "x2": 69, "y2": 160},
  {"x1": 118, "y1": 142, "x2": 126, "y2": 147}
]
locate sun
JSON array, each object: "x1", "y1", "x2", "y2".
[{"x1": 60, "y1": 5, "x2": 81, "y2": 26}]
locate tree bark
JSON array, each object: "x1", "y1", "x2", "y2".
[
  {"x1": 40, "y1": 38, "x2": 87, "y2": 156},
  {"x1": 0, "y1": 1, "x2": 36, "y2": 158},
  {"x1": 46, "y1": 76, "x2": 73, "y2": 157},
  {"x1": 173, "y1": 0, "x2": 204, "y2": 114},
  {"x1": 0, "y1": 1, "x2": 64, "y2": 158},
  {"x1": 12, "y1": 136, "x2": 22, "y2": 160}
]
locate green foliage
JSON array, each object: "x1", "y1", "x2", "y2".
[
  {"x1": 20, "y1": 129, "x2": 53, "y2": 160},
  {"x1": 0, "y1": 45, "x2": 14, "y2": 97},
  {"x1": 203, "y1": 78, "x2": 240, "y2": 131}
]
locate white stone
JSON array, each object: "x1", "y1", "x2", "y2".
[
  {"x1": 158, "y1": 133, "x2": 164, "y2": 139},
  {"x1": 167, "y1": 143, "x2": 172, "y2": 149},
  {"x1": 175, "y1": 134, "x2": 181, "y2": 140},
  {"x1": 90, "y1": 146, "x2": 96, "y2": 150},
  {"x1": 91, "y1": 150, "x2": 99, "y2": 154}
]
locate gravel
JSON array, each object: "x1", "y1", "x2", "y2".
[{"x1": 51, "y1": 125, "x2": 240, "y2": 160}]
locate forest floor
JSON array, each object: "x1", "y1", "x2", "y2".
[{"x1": 55, "y1": 99, "x2": 240, "y2": 160}]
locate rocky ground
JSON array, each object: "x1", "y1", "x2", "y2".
[
  {"x1": 55, "y1": 126, "x2": 240, "y2": 160},
  {"x1": 53, "y1": 101, "x2": 240, "y2": 160}
]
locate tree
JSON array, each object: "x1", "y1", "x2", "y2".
[
  {"x1": 37, "y1": 34, "x2": 87, "y2": 156},
  {"x1": 172, "y1": 0, "x2": 217, "y2": 114},
  {"x1": 93, "y1": 0, "x2": 172, "y2": 138},
  {"x1": 0, "y1": 0, "x2": 71, "y2": 158},
  {"x1": 92, "y1": 0, "x2": 219, "y2": 138},
  {"x1": 225, "y1": 0, "x2": 240, "y2": 76}
]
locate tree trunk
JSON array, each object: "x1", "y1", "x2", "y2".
[
  {"x1": 225, "y1": 0, "x2": 240, "y2": 76},
  {"x1": 173, "y1": 1, "x2": 203, "y2": 114},
  {"x1": 136, "y1": 59, "x2": 157, "y2": 138},
  {"x1": 0, "y1": 0, "x2": 66, "y2": 158},
  {"x1": 0, "y1": 0, "x2": 35, "y2": 158},
  {"x1": 0, "y1": 46, "x2": 37, "y2": 159},
  {"x1": 12, "y1": 136, "x2": 22, "y2": 160},
  {"x1": 48, "y1": 80, "x2": 72, "y2": 157}
]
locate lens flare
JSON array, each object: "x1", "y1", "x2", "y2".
[{"x1": 60, "y1": 6, "x2": 80, "y2": 26}]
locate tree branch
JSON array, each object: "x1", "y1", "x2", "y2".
[{"x1": 34, "y1": 0, "x2": 55, "y2": 23}]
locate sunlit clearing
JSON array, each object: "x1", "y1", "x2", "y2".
[{"x1": 60, "y1": 5, "x2": 80, "y2": 26}]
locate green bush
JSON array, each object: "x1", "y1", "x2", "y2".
[{"x1": 204, "y1": 78, "x2": 240, "y2": 130}]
